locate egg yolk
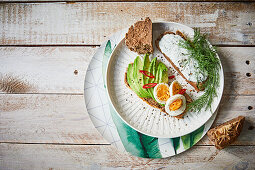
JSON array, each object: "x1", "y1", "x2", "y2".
[
  {"x1": 156, "y1": 85, "x2": 170, "y2": 101},
  {"x1": 172, "y1": 82, "x2": 182, "y2": 95},
  {"x1": 169, "y1": 99, "x2": 183, "y2": 111}
]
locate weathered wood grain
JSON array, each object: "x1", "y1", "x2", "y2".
[
  {"x1": 0, "y1": 47, "x2": 254, "y2": 95},
  {"x1": 217, "y1": 47, "x2": 255, "y2": 95},
  {"x1": 0, "y1": 47, "x2": 96, "y2": 94},
  {"x1": 0, "y1": 94, "x2": 254, "y2": 144},
  {"x1": 0, "y1": 143, "x2": 254, "y2": 169},
  {"x1": 0, "y1": 2, "x2": 254, "y2": 45},
  {"x1": 198, "y1": 95, "x2": 255, "y2": 145},
  {"x1": 0, "y1": 94, "x2": 108, "y2": 144}
]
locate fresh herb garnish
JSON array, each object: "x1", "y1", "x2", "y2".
[{"x1": 179, "y1": 28, "x2": 221, "y2": 112}]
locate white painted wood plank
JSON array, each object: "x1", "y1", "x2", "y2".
[
  {"x1": 0, "y1": 143, "x2": 254, "y2": 169},
  {"x1": 0, "y1": 94, "x2": 108, "y2": 144},
  {"x1": 0, "y1": 2, "x2": 254, "y2": 45},
  {"x1": 0, "y1": 94, "x2": 254, "y2": 144},
  {"x1": 0, "y1": 47, "x2": 96, "y2": 94},
  {"x1": 0, "y1": 47, "x2": 254, "y2": 95},
  {"x1": 217, "y1": 47, "x2": 255, "y2": 95}
]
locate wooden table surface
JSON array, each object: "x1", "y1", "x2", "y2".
[{"x1": 0, "y1": 1, "x2": 255, "y2": 169}]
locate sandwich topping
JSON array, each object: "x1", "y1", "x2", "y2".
[
  {"x1": 126, "y1": 54, "x2": 189, "y2": 117},
  {"x1": 158, "y1": 33, "x2": 207, "y2": 83},
  {"x1": 143, "y1": 83, "x2": 157, "y2": 89},
  {"x1": 165, "y1": 94, "x2": 186, "y2": 116},
  {"x1": 139, "y1": 70, "x2": 155, "y2": 78},
  {"x1": 169, "y1": 80, "x2": 182, "y2": 96},
  {"x1": 179, "y1": 29, "x2": 221, "y2": 112},
  {"x1": 153, "y1": 83, "x2": 170, "y2": 104}
]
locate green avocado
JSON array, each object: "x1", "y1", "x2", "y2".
[
  {"x1": 142, "y1": 54, "x2": 150, "y2": 86},
  {"x1": 157, "y1": 62, "x2": 169, "y2": 84},
  {"x1": 154, "y1": 64, "x2": 161, "y2": 84},
  {"x1": 127, "y1": 64, "x2": 143, "y2": 97},
  {"x1": 128, "y1": 55, "x2": 169, "y2": 102},
  {"x1": 146, "y1": 57, "x2": 157, "y2": 99},
  {"x1": 145, "y1": 57, "x2": 157, "y2": 84},
  {"x1": 133, "y1": 56, "x2": 150, "y2": 98}
]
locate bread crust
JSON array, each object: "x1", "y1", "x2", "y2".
[
  {"x1": 155, "y1": 31, "x2": 206, "y2": 92},
  {"x1": 207, "y1": 116, "x2": 245, "y2": 149},
  {"x1": 124, "y1": 70, "x2": 192, "y2": 119},
  {"x1": 125, "y1": 17, "x2": 153, "y2": 54}
]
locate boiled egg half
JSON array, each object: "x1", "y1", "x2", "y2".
[
  {"x1": 153, "y1": 83, "x2": 170, "y2": 104},
  {"x1": 169, "y1": 80, "x2": 182, "y2": 96},
  {"x1": 165, "y1": 94, "x2": 186, "y2": 116}
]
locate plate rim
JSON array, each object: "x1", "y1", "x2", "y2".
[{"x1": 105, "y1": 21, "x2": 224, "y2": 138}]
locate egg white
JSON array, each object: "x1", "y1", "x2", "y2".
[
  {"x1": 153, "y1": 83, "x2": 170, "y2": 104},
  {"x1": 169, "y1": 80, "x2": 182, "y2": 96},
  {"x1": 165, "y1": 94, "x2": 186, "y2": 116}
]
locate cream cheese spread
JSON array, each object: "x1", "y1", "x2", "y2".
[{"x1": 158, "y1": 33, "x2": 207, "y2": 82}]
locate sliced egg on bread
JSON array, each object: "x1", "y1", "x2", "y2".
[
  {"x1": 165, "y1": 94, "x2": 186, "y2": 116},
  {"x1": 153, "y1": 83, "x2": 170, "y2": 104},
  {"x1": 169, "y1": 80, "x2": 182, "y2": 96}
]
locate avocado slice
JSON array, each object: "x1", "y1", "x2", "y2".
[
  {"x1": 142, "y1": 54, "x2": 151, "y2": 85},
  {"x1": 154, "y1": 63, "x2": 161, "y2": 84},
  {"x1": 156, "y1": 62, "x2": 169, "y2": 84},
  {"x1": 145, "y1": 57, "x2": 157, "y2": 85},
  {"x1": 127, "y1": 64, "x2": 143, "y2": 97},
  {"x1": 148, "y1": 61, "x2": 169, "y2": 106},
  {"x1": 158, "y1": 63, "x2": 168, "y2": 84},
  {"x1": 133, "y1": 56, "x2": 150, "y2": 98},
  {"x1": 146, "y1": 57, "x2": 158, "y2": 99}
]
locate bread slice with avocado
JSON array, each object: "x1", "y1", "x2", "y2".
[
  {"x1": 155, "y1": 31, "x2": 206, "y2": 92},
  {"x1": 125, "y1": 54, "x2": 192, "y2": 119}
]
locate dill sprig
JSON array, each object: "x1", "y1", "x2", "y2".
[{"x1": 179, "y1": 28, "x2": 221, "y2": 112}]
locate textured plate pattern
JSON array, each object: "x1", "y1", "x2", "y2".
[{"x1": 106, "y1": 22, "x2": 224, "y2": 138}]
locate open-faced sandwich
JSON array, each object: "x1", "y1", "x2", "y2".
[
  {"x1": 124, "y1": 54, "x2": 192, "y2": 119},
  {"x1": 124, "y1": 17, "x2": 221, "y2": 118},
  {"x1": 155, "y1": 31, "x2": 207, "y2": 92}
]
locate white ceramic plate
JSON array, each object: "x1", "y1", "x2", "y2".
[{"x1": 106, "y1": 22, "x2": 224, "y2": 138}]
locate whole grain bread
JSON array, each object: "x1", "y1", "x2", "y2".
[
  {"x1": 207, "y1": 116, "x2": 245, "y2": 149},
  {"x1": 124, "y1": 70, "x2": 192, "y2": 119},
  {"x1": 125, "y1": 17, "x2": 153, "y2": 54},
  {"x1": 155, "y1": 31, "x2": 206, "y2": 92}
]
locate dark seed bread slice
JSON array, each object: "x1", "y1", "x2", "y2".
[
  {"x1": 155, "y1": 31, "x2": 206, "y2": 92},
  {"x1": 207, "y1": 116, "x2": 245, "y2": 149},
  {"x1": 125, "y1": 17, "x2": 153, "y2": 54},
  {"x1": 124, "y1": 70, "x2": 192, "y2": 119}
]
